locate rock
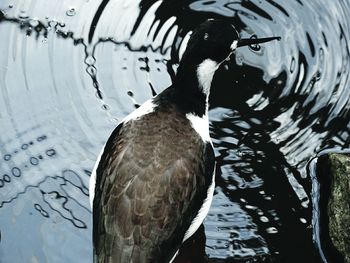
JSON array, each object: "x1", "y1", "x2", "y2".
[{"x1": 317, "y1": 153, "x2": 350, "y2": 263}]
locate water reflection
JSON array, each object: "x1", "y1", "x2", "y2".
[{"x1": 0, "y1": 0, "x2": 350, "y2": 262}]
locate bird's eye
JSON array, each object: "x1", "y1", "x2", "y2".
[{"x1": 204, "y1": 33, "x2": 209, "y2": 40}]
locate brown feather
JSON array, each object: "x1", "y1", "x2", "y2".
[{"x1": 93, "y1": 104, "x2": 214, "y2": 263}]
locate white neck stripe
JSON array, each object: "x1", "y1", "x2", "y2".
[{"x1": 196, "y1": 59, "x2": 218, "y2": 99}]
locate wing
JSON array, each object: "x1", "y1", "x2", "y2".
[{"x1": 93, "y1": 114, "x2": 214, "y2": 263}]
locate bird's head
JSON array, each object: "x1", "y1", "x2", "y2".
[
  {"x1": 180, "y1": 19, "x2": 280, "y2": 66},
  {"x1": 175, "y1": 19, "x2": 280, "y2": 103}
]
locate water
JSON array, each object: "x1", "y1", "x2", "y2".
[{"x1": 0, "y1": 0, "x2": 349, "y2": 262}]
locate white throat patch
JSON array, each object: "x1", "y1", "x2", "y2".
[
  {"x1": 186, "y1": 113, "x2": 211, "y2": 143},
  {"x1": 196, "y1": 59, "x2": 219, "y2": 98},
  {"x1": 230, "y1": 40, "x2": 238, "y2": 50}
]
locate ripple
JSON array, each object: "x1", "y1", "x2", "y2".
[
  {"x1": 66, "y1": 7, "x2": 76, "y2": 17},
  {"x1": 266, "y1": 227, "x2": 278, "y2": 234}
]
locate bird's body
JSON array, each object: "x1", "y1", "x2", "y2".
[
  {"x1": 90, "y1": 19, "x2": 280, "y2": 263},
  {"x1": 91, "y1": 91, "x2": 215, "y2": 262}
]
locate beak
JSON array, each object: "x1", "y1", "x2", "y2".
[{"x1": 237, "y1": 36, "x2": 281, "y2": 47}]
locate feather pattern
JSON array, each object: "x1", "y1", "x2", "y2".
[{"x1": 93, "y1": 103, "x2": 215, "y2": 263}]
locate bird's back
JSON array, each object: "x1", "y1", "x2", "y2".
[{"x1": 92, "y1": 103, "x2": 215, "y2": 263}]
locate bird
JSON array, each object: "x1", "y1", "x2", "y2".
[{"x1": 89, "y1": 19, "x2": 280, "y2": 263}]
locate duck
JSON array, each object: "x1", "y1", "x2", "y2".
[{"x1": 89, "y1": 19, "x2": 280, "y2": 263}]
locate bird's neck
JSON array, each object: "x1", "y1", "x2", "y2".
[{"x1": 172, "y1": 58, "x2": 219, "y2": 117}]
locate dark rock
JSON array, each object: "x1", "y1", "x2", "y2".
[{"x1": 317, "y1": 153, "x2": 350, "y2": 263}]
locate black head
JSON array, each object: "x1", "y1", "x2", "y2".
[
  {"x1": 181, "y1": 20, "x2": 239, "y2": 65},
  {"x1": 172, "y1": 20, "x2": 280, "y2": 117},
  {"x1": 180, "y1": 19, "x2": 280, "y2": 66}
]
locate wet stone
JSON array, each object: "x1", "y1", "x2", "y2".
[
  {"x1": 317, "y1": 153, "x2": 350, "y2": 263},
  {"x1": 326, "y1": 154, "x2": 350, "y2": 262}
]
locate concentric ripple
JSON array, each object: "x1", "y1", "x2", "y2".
[{"x1": 0, "y1": 0, "x2": 349, "y2": 262}]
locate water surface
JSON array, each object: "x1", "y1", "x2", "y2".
[{"x1": 0, "y1": 0, "x2": 350, "y2": 262}]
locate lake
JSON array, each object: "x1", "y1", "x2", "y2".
[{"x1": 0, "y1": 0, "x2": 349, "y2": 262}]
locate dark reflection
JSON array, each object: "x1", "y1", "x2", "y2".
[
  {"x1": 88, "y1": 0, "x2": 110, "y2": 43},
  {"x1": 207, "y1": 46, "x2": 349, "y2": 261},
  {"x1": 240, "y1": 1, "x2": 272, "y2": 21},
  {"x1": 174, "y1": 224, "x2": 207, "y2": 263},
  {"x1": 212, "y1": 115, "x2": 318, "y2": 261}
]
